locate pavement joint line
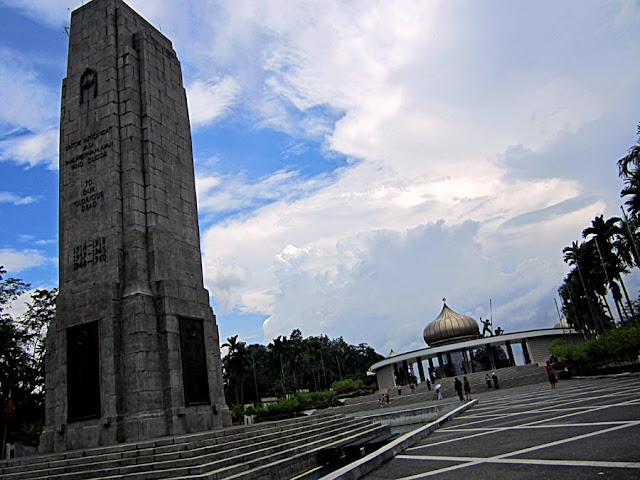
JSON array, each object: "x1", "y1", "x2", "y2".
[
  {"x1": 523, "y1": 397, "x2": 640, "y2": 427},
  {"x1": 438, "y1": 421, "x2": 634, "y2": 431},
  {"x1": 440, "y1": 389, "x2": 638, "y2": 427},
  {"x1": 396, "y1": 454, "x2": 640, "y2": 470},
  {"x1": 408, "y1": 396, "x2": 639, "y2": 451},
  {"x1": 474, "y1": 384, "x2": 640, "y2": 410},
  {"x1": 435, "y1": 408, "x2": 563, "y2": 431},
  {"x1": 526, "y1": 390, "x2": 640, "y2": 414},
  {"x1": 396, "y1": 421, "x2": 640, "y2": 479}
]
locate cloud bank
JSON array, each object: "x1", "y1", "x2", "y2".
[{"x1": 5, "y1": 1, "x2": 640, "y2": 354}]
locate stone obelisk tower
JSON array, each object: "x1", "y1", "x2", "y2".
[{"x1": 40, "y1": 0, "x2": 230, "y2": 453}]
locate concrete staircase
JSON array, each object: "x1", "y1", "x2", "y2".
[
  {"x1": 0, "y1": 414, "x2": 390, "y2": 480},
  {"x1": 337, "y1": 363, "x2": 548, "y2": 414}
]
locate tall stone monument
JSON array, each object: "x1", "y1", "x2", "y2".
[{"x1": 40, "y1": 0, "x2": 230, "y2": 453}]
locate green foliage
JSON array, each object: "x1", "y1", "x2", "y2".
[
  {"x1": 222, "y1": 335, "x2": 248, "y2": 405},
  {"x1": 330, "y1": 378, "x2": 375, "y2": 396},
  {"x1": 229, "y1": 404, "x2": 246, "y2": 423},
  {"x1": 550, "y1": 323, "x2": 640, "y2": 373},
  {"x1": 231, "y1": 390, "x2": 341, "y2": 423},
  {"x1": 560, "y1": 122, "x2": 640, "y2": 336},
  {"x1": 12, "y1": 419, "x2": 44, "y2": 448},
  {"x1": 550, "y1": 339, "x2": 588, "y2": 367},
  {"x1": 222, "y1": 329, "x2": 384, "y2": 407},
  {"x1": 294, "y1": 391, "x2": 339, "y2": 410},
  {"x1": 0, "y1": 267, "x2": 57, "y2": 447}
]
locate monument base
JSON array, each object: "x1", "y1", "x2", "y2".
[{"x1": 39, "y1": 404, "x2": 230, "y2": 453}]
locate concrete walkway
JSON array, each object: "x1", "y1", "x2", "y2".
[{"x1": 360, "y1": 374, "x2": 640, "y2": 479}]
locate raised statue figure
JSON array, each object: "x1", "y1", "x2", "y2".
[{"x1": 481, "y1": 317, "x2": 493, "y2": 337}]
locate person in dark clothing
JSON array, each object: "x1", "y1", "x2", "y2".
[
  {"x1": 485, "y1": 374, "x2": 492, "y2": 389},
  {"x1": 492, "y1": 372, "x2": 499, "y2": 389},
  {"x1": 454, "y1": 377, "x2": 464, "y2": 401},
  {"x1": 545, "y1": 361, "x2": 556, "y2": 389},
  {"x1": 463, "y1": 376, "x2": 471, "y2": 400}
]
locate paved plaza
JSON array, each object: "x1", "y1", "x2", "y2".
[{"x1": 363, "y1": 375, "x2": 640, "y2": 479}]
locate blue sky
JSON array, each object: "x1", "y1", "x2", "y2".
[{"x1": 2, "y1": 0, "x2": 640, "y2": 356}]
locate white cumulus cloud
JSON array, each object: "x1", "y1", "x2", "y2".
[
  {"x1": 187, "y1": 77, "x2": 241, "y2": 128},
  {"x1": 0, "y1": 248, "x2": 54, "y2": 273}
]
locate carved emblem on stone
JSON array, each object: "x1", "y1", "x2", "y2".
[{"x1": 80, "y1": 68, "x2": 97, "y2": 104}]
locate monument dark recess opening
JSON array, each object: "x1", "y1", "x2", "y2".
[
  {"x1": 66, "y1": 321, "x2": 100, "y2": 422},
  {"x1": 179, "y1": 317, "x2": 211, "y2": 406}
]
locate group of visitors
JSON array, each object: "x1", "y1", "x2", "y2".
[
  {"x1": 485, "y1": 372, "x2": 499, "y2": 389},
  {"x1": 453, "y1": 376, "x2": 472, "y2": 401},
  {"x1": 385, "y1": 359, "x2": 560, "y2": 409},
  {"x1": 378, "y1": 392, "x2": 391, "y2": 405}
]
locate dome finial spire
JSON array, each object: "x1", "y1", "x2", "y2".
[{"x1": 442, "y1": 297, "x2": 446, "y2": 303}]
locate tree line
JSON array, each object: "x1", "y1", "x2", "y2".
[
  {"x1": 222, "y1": 329, "x2": 383, "y2": 406},
  {"x1": 559, "y1": 123, "x2": 640, "y2": 334},
  {"x1": 0, "y1": 267, "x2": 56, "y2": 448}
]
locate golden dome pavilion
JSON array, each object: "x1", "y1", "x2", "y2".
[{"x1": 423, "y1": 300, "x2": 480, "y2": 346}]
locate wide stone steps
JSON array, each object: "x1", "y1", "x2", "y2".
[
  {"x1": 336, "y1": 363, "x2": 548, "y2": 414},
  {"x1": 0, "y1": 414, "x2": 390, "y2": 480}
]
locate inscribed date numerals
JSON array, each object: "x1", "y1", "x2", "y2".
[{"x1": 73, "y1": 237, "x2": 107, "y2": 271}]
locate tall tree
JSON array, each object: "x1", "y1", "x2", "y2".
[
  {"x1": 616, "y1": 215, "x2": 640, "y2": 270},
  {"x1": 0, "y1": 268, "x2": 57, "y2": 447},
  {"x1": 583, "y1": 215, "x2": 633, "y2": 321},
  {"x1": 268, "y1": 336, "x2": 288, "y2": 395},
  {"x1": 562, "y1": 241, "x2": 612, "y2": 332},
  {"x1": 618, "y1": 123, "x2": 640, "y2": 217},
  {"x1": 222, "y1": 335, "x2": 247, "y2": 405}
]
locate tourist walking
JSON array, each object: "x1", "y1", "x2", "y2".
[
  {"x1": 492, "y1": 372, "x2": 499, "y2": 389},
  {"x1": 397, "y1": 384, "x2": 402, "y2": 396},
  {"x1": 434, "y1": 384, "x2": 443, "y2": 400},
  {"x1": 463, "y1": 376, "x2": 471, "y2": 400},
  {"x1": 454, "y1": 377, "x2": 464, "y2": 401},
  {"x1": 485, "y1": 374, "x2": 492, "y2": 389},
  {"x1": 545, "y1": 361, "x2": 556, "y2": 389}
]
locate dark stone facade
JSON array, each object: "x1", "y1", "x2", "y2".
[{"x1": 40, "y1": 0, "x2": 230, "y2": 453}]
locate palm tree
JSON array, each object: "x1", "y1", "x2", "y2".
[
  {"x1": 562, "y1": 241, "x2": 610, "y2": 332},
  {"x1": 618, "y1": 123, "x2": 640, "y2": 217},
  {"x1": 308, "y1": 336, "x2": 330, "y2": 390},
  {"x1": 583, "y1": 215, "x2": 634, "y2": 321},
  {"x1": 617, "y1": 122, "x2": 640, "y2": 178},
  {"x1": 222, "y1": 335, "x2": 247, "y2": 404},
  {"x1": 288, "y1": 329, "x2": 304, "y2": 392},
  {"x1": 268, "y1": 336, "x2": 288, "y2": 395},
  {"x1": 621, "y1": 174, "x2": 640, "y2": 218},
  {"x1": 558, "y1": 280, "x2": 586, "y2": 334},
  {"x1": 616, "y1": 215, "x2": 640, "y2": 269}
]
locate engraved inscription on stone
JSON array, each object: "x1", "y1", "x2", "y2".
[
  {"x1": 64, "y1": 127, "x2": 113, "y2": 171},
  {"x1": 72, "y1": 179, "x2": 104, "y2": 213},
  {"x1": 67, "y1": 321, "x2": 100, "y2": 422},
  {"x1": 179, "y1": 317, "x2": 211, "y2": 406},
  {"x1": 73, "y1": 237, "x2": 107, "y2": 271}
]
